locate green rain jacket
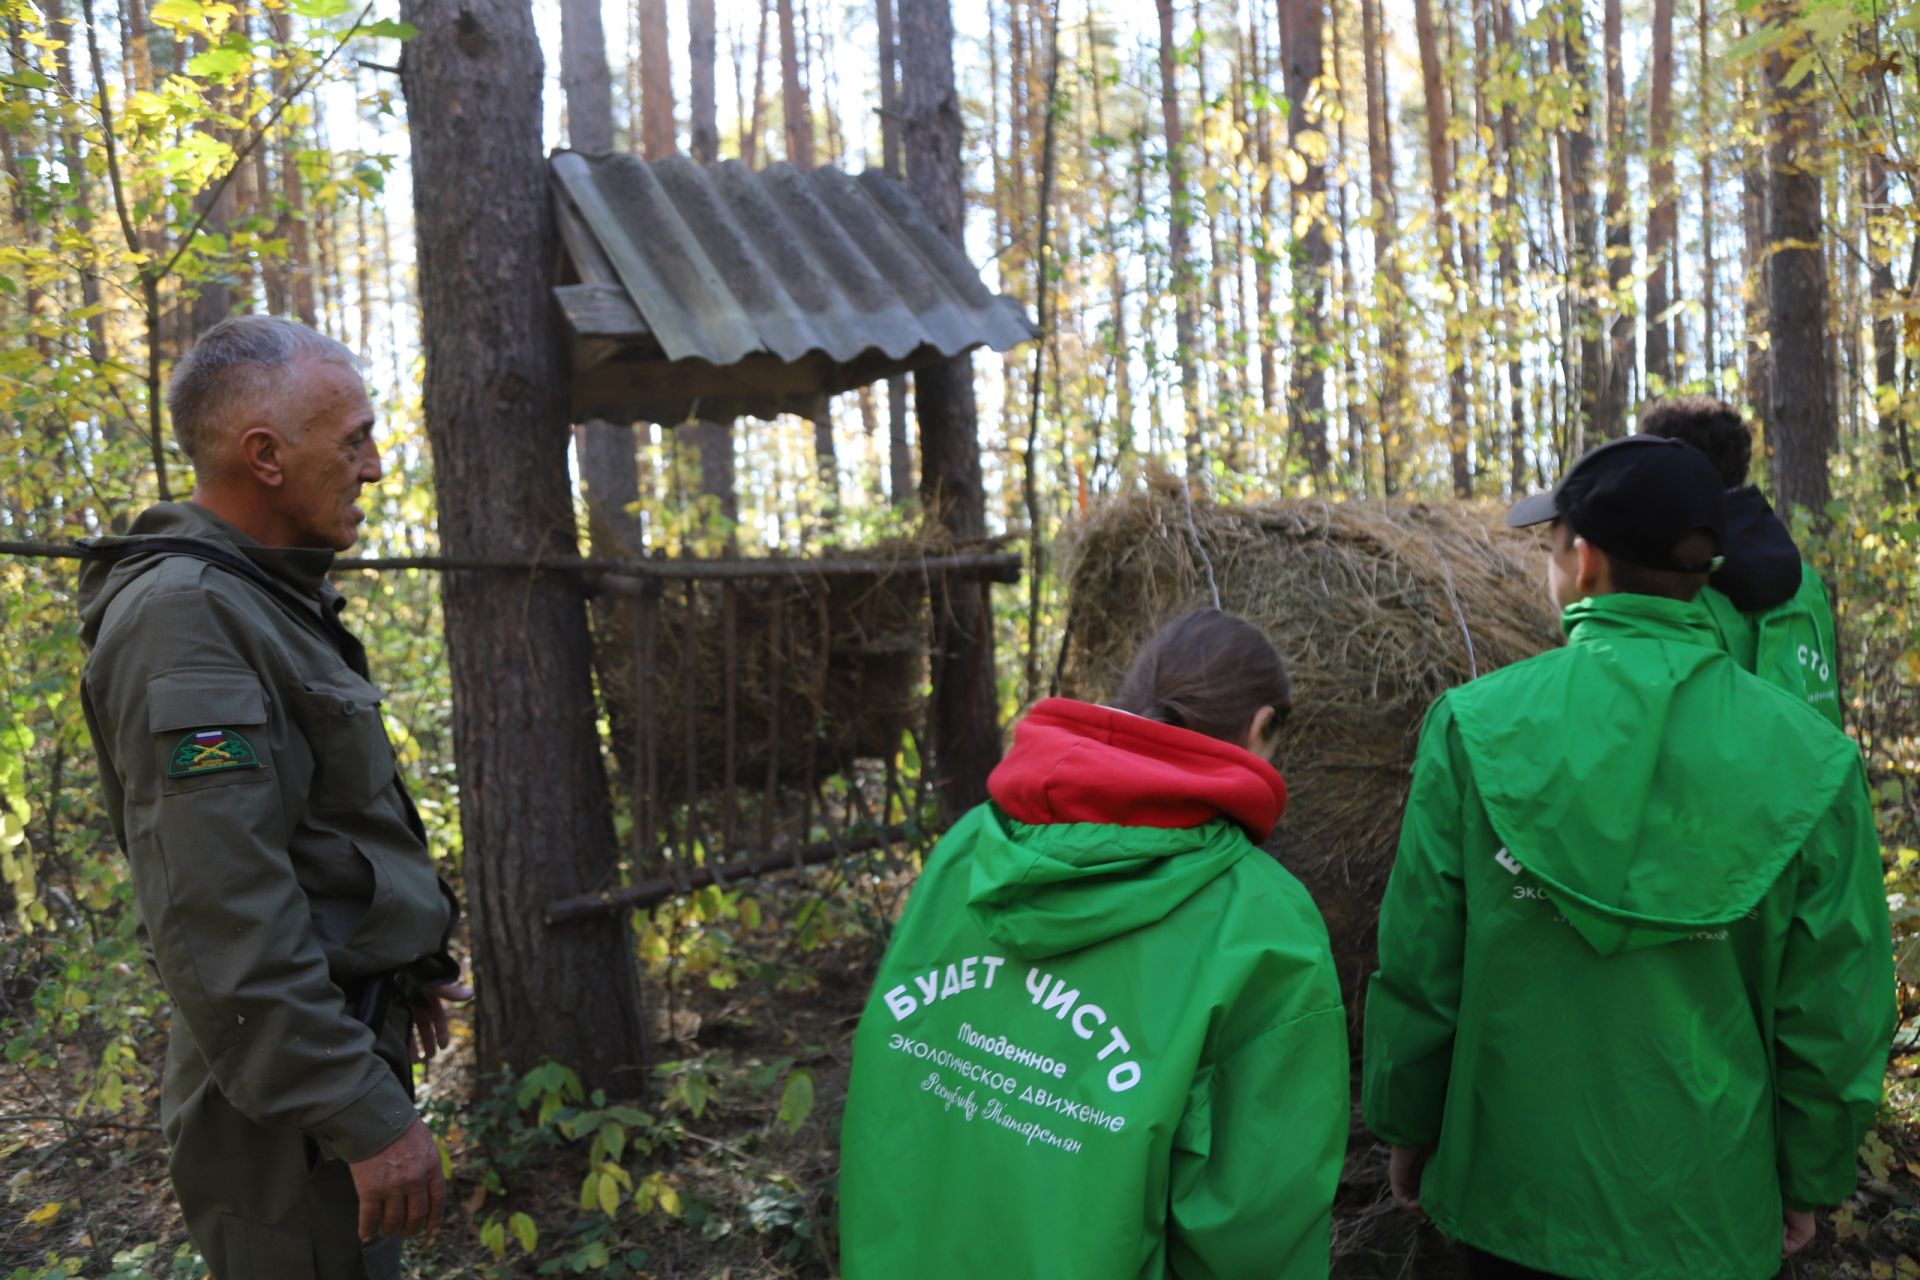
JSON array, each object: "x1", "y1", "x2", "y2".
[
  {"x1": 1363, "y1": 593, "x2": 1892, "y2": 1280},
  {"x1": 840, "y1": 699, "x2": 1348, "y2": 1280},
  {"x1": 1703, "y1": 564, "x2": 1844, "y2": 729}
]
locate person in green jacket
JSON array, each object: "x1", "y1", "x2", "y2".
[
  {"x1": 79, "y1": 316, "x2": 467, "y2": 1279},
  {"x1": 840, "y1": 610, "x2": 1349, "y2": 1279},
  {"x1": 1640, "y1": 395, "x2": 1845, "y2": 727},
  {"x1": 1363, "y1": 435, "x2": 1893, "y2": 1279}
]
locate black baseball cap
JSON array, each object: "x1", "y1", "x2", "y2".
[{"x1": 1506, "y1": 436, "x2": 1728, "y2": 573}]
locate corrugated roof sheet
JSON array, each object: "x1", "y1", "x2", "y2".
[{"x1": 551, "y1": 150, "x2": 1035, "y2": 376}]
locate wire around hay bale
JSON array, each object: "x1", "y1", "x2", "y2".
[
  {"x1": 605, "y1": 547, "x2": 931, "y2": 801},
  {"x1": 1056, "y1": 474, "x2": 1562, "y2": 1017}
]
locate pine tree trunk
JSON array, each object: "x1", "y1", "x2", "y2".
[
  {"x1": 1559, "y1": 0, "x2": 1600, "y2": 447},
  {"x1": 1596, "y1": 0, "x2": 1631, "y2": 435},
  {"x1": 744, "y1": 0, "x2": 770, "y2": 165},
  {"x1": 900, "y1": 0, "x2": 1001, "y2": 821},
  {"x1": 1155, "y1": 0, "x2": 1204, "y2": 476},
  {"x1": 1644, "y1": 0, "x2": 1675, "y2": 385},
  {"x1": 1412, "y1": 0, "x2": 1470, "y2": 494},
  {"x1": 1698, "y1": 0, "x2": 1715, "y2": 382},
  {"x1": 399, "y1": 0, "x2": 649, "y2": 1090},
  {"x1": 639, "y1": 0, "x2": 675, "y2": 158},
  {"x1": 690, "y1": 0, "x2": 718, "y2": 162},
  {"x1": 270, "y1": 9, "x2": 316, "y2": 327},
  {"x1": 1282, "y1": 0, "x2": 1330, "y2": 478},
  {"x1": 1761, "y1": 3, "x2": 1833, "y2": 512},
  {"x1": 1360, "y1": 0, "x2": 1404, "y2": 493},
  {"x1": 878, "y1": 0, "x2": 913, "y2": 503},
  {"x1": 560, "y1": 0, "x2": 616, "y2": 153},
  {"x1": 778, "y1": 0, "x2": 814, "y2": 165}
]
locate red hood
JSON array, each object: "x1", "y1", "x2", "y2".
[{"x1": 987, "y1": 698, "x2": 1288, "y2": 842}]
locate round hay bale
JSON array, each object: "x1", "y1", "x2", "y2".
[{"x1": 1056, "y1": 474, "x2": 1561, "y2": 1022}]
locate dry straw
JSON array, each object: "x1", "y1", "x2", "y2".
[{"x1": 1056, "y1": 472, "x2": 1562, "y2": 1010}]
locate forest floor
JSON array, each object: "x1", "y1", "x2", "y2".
[{"x1": 4, "y1": 863, "x2": 1920, "y2": 1279}]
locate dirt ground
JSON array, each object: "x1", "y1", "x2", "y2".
[{"x1": 4, "y1": 864, "x2": 1919, "y2": 1278}]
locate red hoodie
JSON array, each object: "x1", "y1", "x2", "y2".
[{"x1": 987, "y1": 698, "x2": 1288, "y2": 842}]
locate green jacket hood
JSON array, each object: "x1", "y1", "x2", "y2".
[
  {"x1": 1447, "y1": 593, "x2": 1860, "y2": 956},
  {"x1": 965, "y1": 806, "x2": 1252, "y2": 960},
  {"x1": 78, "y1": 503, "x2": 336, "y2": 645}
]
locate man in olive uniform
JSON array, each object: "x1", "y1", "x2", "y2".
[{"x1": 78, "y1": 316, "x2": 468, "y2": 1279}]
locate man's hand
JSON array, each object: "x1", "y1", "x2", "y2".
[
  {"x1": 408, "y1": 981, "x2": 473, "y2": 1063},
  {"x1": 348, "y1": 1117, "x2": 444, "y2": 1242},
  {"x1": 1783, "y1": 1206, "x2": 1817, "y2": 1256},
  {"x1": 1388, "y1": 1145, "x2": 1433, "y2": 1220}
]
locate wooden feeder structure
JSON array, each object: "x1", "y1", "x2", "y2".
[
  {"x1": 550, "y1": 150, "x2": 1036, "y2": 426},
  {"x1": 546, "y1": 151, "x2": 1034, "y2": 872}
]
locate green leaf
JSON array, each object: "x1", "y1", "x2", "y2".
[
  {"x1": 363, "y1": 18, "x2": 419, "y2": 38},
  {"x1": 186, "y1": 47, "x2": 248, "y2": 80},
  {"x1": 777, "y1": 1069, "x2": 814, "y2": 1135},
  {"x1": 1781, "y1": 51, "x2": 1817, "y2": 88},
  {"x1": 479, "y1": 1216, "x2": 506, "y2": 1260},
  {"x1": 2, "y1": 70, "x2": 53, "y2": 92},
  {"x1": 508, "y1": 1211, "x2": 537, "y2": 1255},
  {"x1": 288, "y1": 0, "x2": 352, "y2": 17}
]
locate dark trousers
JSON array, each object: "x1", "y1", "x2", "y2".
[{"x1": 1464, "y1": 1246, "x2": 1569, "y2": 1280}]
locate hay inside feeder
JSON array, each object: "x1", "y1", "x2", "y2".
[
  {"x1": 1057, "y1": 475, "x2": 1562, "y2": 1017},
  {"x1": 606, "y1": 549, "x2": 929, "y2": 802}
]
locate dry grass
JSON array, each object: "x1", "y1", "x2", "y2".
[{"x1": 1056, "y1": 472, "x2": 1562, "y2": 1010}]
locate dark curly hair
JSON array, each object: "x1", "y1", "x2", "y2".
[{"x1": 1638, "y1": 396, "x2": 1751, "y2": 488}]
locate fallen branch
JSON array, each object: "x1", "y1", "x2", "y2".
[{"x1": 545, "y1": 824, "x2": 930, "y2": 924}]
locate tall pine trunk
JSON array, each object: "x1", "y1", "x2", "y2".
[
  {"x1": 1761, "y1": 3, "x2": 1833, "y2": 512},
  {"x1": 400, "y1": 0, "x2": 649, "y2": 1090},
  {"x1": 878, "y1": 0, "x2": 913, "y2": 504},
  {"x1": 1156, "y1": 0, "x2": 1204, "y2": 476},
  {"x1": 1282, "y1": 0, "x2": 1330, "y2": 477},
  {"x1": 1644, "y1": 0, "x2": 1675, "y2": 385},
  {"x1": 1596, "y1": 0, "x2": 1631, "y2": 435},
  {"x1": 638, "y1": 0, "x2": 675, "y2": 158},
  {"x1": 1413, "y1": 0, "x2": 1471, "y2": 494},
  {"x1": 901, "y1": 0, "x2": 1002, "y2": 820}
]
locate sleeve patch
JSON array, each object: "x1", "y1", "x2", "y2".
[{"x1": 167, "y1": 728, "x2": 262, "y2": 777}]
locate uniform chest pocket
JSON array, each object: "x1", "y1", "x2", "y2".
[{"x1": 294, "y1": 668, "x2": 396, "y2": 815}]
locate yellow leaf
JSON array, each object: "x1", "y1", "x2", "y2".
[
  {"x1": 25, "y1": 1201, "x2": 62, "y2": 1228},
  {"x1": 596, "y1": 1169, "x2": 621, "y2": 1217}
]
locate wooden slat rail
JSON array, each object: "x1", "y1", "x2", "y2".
[
  {"x1": 544, "y1": 823, "x2": 927, "y2": 924},
  {"x1": 0, "y1": 541, "x2": 1023, "y2": 584}
]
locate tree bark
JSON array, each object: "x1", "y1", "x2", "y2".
[
  {"x1": 744, "y1": 0, "x2": 770, "y2": 166},
  {"x1": 559, "y1": 0, "x2": 650, "y2": 802},
  {"x1": 900, "y1": 0, "x2": 1001, "y2": 821},
  {"x1": 270, "y1": 10, "x2": 316, "y2": 327},
  {"x1": 1155, "y1": 0, "x2": 1204, "y2": 476},
  {"x1": 1412, "y1": 0, "x2": 1470, "y2": 494},
  {"x1": 878, "y1": 0, "x2": 913, "y2": 502},
  {"x1": 690, "y1": 0, "x2": 718, "y2": 162},
  {"x1": 1760, "y1": 4, "x2": 1833, "y2": 513},
  {"x1": 1697, "y1": 0, "x2": 1715, "y2": 383},
  {"x1": 1595, "y1": 0, "x2": 1630, "y2": 436},
  {"x1": 1558, "y1": 0, "x2": 1599, "y2": 448},
  {"x1": 638, "y1": 0, "x2": 674, "y2": 159},
  {"x1": 1282, "y1": 0, "x2": 1330, "y2": 477},
  {"x1": 778, "y1": 0, "x2": 813, "y2": 165},
  {"x1": 400, "y1": 0, "x2": 649, "y2": 1090},
  {"x1": 1360, "y1": 0, "x2": 1404, "y2": 493},
  {"x1": 1644, "y1": 0, "x2": 1675, "y2": 385},
  {"x1": 560, "y1": 0, "x2": 616, "y2": 154}
]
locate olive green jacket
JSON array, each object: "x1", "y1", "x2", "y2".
[{"x1": 78, "y1": 502, "x2": 456, "y2": 1162}]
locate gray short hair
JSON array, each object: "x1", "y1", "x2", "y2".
[{"x1": 168, "y1": 315, "x2": 359, "y2": 468}]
